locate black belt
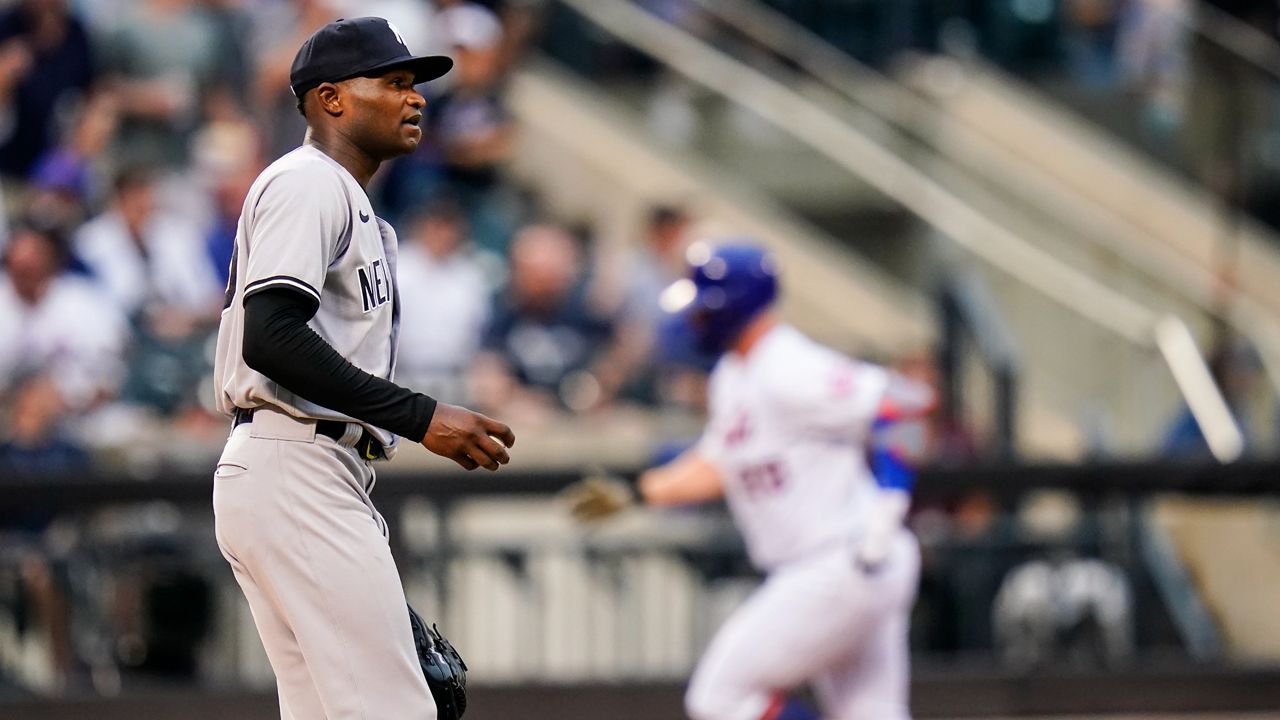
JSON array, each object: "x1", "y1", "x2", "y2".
[{"x1": 233, "y1": 408, "x2": 385, "y2": 460}]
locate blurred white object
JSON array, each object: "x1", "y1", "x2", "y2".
[{"x1": 993, "y1": 557, "x2": 1135, "y2": 668}]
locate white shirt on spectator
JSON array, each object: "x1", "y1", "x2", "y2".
[
  {"x1": 0, "y1": 273, "x2": 128, "y2": 409},
  {"x1": 74, "y1": 209, "x2": 223, "y2": 317},
  {"x1": 395, "y1": 244, "x2": 491, "y2": 400},
  {"x1": 335, "y1": 0, "x2": 435, "y2": 54},
  {"x1": 433, "y1": 2, "x2": 502, "y2": 52}
]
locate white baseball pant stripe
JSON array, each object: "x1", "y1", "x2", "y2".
[
  {"x1": 213, "y1": 408, "x2": 435, "y2": 719},
  {"x1": 685, "y1": 531, "x2": 919, "y2": 720}
]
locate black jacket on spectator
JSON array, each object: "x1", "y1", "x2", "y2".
[{"x1": 483, "y1": 284, "x2": 614, "y2": 403}]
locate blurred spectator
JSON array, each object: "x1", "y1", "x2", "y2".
[
  {"x1": 338, "y1": 0, "x2": 435, "y2": 56},
  {"x1": 471, "y1": 223, "x2": 617, "y2": 420},
  {"x1": 1062, "y1": 0, "x2": 1123, "y2": 86},
  {"x1": 0, "y1": 531, "x2": 83, "y2": 694},
  {"x1": 424, "y1": 0, "x2": 518, "y2": 253},
  {"x1": 431, "y1": 0, "x2": 505, "y2": 71},
  {"x1": 26, "y1": 150, "x2": 93, "y2": 238},
  {"x1": 490, "y1": 0, "x2": 544, "y2": 75},
  {"x1": 597, "y1": 205, "x2": 700, "y2": 407},
  {"x1": 1, "y1": 378, "x2": 93, "y2": 476},
  {"x1": 200, "y1": 0, "x2": 254, "y2": 109},
  {"x1": 73, "y1": 167, "x2": 221, "y2": 322},
  {"x1": 0, "y1": 221, "x2": 126, "y2": 454},
  {"x1": 96, "y1": 0, "x2": 227, "y2": 169},
  {"x1": 247, "y1": 0, "x2": 338, "y2": 161},
  {"x1": 190, "y1": 117, "x2": 264, "y2": 288},
  {"x1": 0, "y1": 225, "x2": 112, "y2": 692},
  {"x1": 618, "y1": 206, "x2": 693, "y2": 332},
  {"x1": 73, "y1": 167, "x2": 222, "y2": 416},
  {"x1": 396, "y1": 196, "x2": 495, "y2": 404},
  {"x1": 24, "y1": 89, "x2": 122, "y2": 234},
  {"x1": 1116, "y1": 0, "x2": 1187, "y2": 148},
  {"x1": 0, "y1": 0, "x2": 96, "y2": 180}
]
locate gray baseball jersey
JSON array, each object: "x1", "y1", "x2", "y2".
[{"x1": 214, "y1": 145, "x2": 403, "y2": 454}]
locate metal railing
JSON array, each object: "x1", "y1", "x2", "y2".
[
  {"x1": 3, "y1": 460, "x2": 1280, "y2": 697},
  {"x1": 937, "y1": 260, "x2": 1020, "y2": 460}
]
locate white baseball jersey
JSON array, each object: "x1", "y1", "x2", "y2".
[
  {"x1": 697, "y1": 324, "x2": 889, "y2": 571},
  {"x1": 213, "y1": 145, "x2": 403, "y2": 451}
]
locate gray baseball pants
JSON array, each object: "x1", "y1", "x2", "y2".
[{"x1": 213, "y1": 406, "x2": 436, "y2": 719}]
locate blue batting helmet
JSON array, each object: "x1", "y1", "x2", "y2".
[{"x1": 665, "y1": 241, "x2": 779, "y2": 355}]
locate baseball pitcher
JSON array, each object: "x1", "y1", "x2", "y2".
[{"x1": 212, "y1": 17, "x2": 513, "y2": 720}]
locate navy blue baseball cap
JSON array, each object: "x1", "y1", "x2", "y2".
[{"x1": 290, "y1": 17, "x2": 453, "y2": 98}]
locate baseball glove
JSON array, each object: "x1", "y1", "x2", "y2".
[
  {"x1": 561, "y1": 470, "x2": 636, "y2": 523},
  {"x1": 408, "y1": 603, "x2": 468, "y2": 720}
]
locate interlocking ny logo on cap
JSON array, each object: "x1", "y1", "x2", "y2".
[{"x1": 385, "y1": 19, "x2": 407, "y2": 48}]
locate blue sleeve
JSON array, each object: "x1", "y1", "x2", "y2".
[
  {"x1": 868, "y1": 415, "x2": 918, "y2": 492},
  {"x1": 869, "y1": 445, "x2": 915, "y2": 492}
]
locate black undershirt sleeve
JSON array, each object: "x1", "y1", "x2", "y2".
[{"x1": 241, "y1": 287, "x2": 437, "y2": 442}]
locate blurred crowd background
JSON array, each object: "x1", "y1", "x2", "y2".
[{"x1": 1, "y1": 0, "x2": 1279, "y2": 716}]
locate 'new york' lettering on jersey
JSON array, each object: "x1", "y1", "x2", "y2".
[
  {"x1": 697, "y1": 325, "x2": 889, "y2": 571},
  {"x1": 212, "y1": 145, "x2": 404, "y2": 455},
  {"x1": 358, "y1": 259, "x2": 392, "y2": 313}
]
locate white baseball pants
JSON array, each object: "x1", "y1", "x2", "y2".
[
  {"x1": 685, "y1": 531, "x2": 920, "y2": 720},
  {"x1": 213, "y1": 407, "x2": 435, "y2": 719}
]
